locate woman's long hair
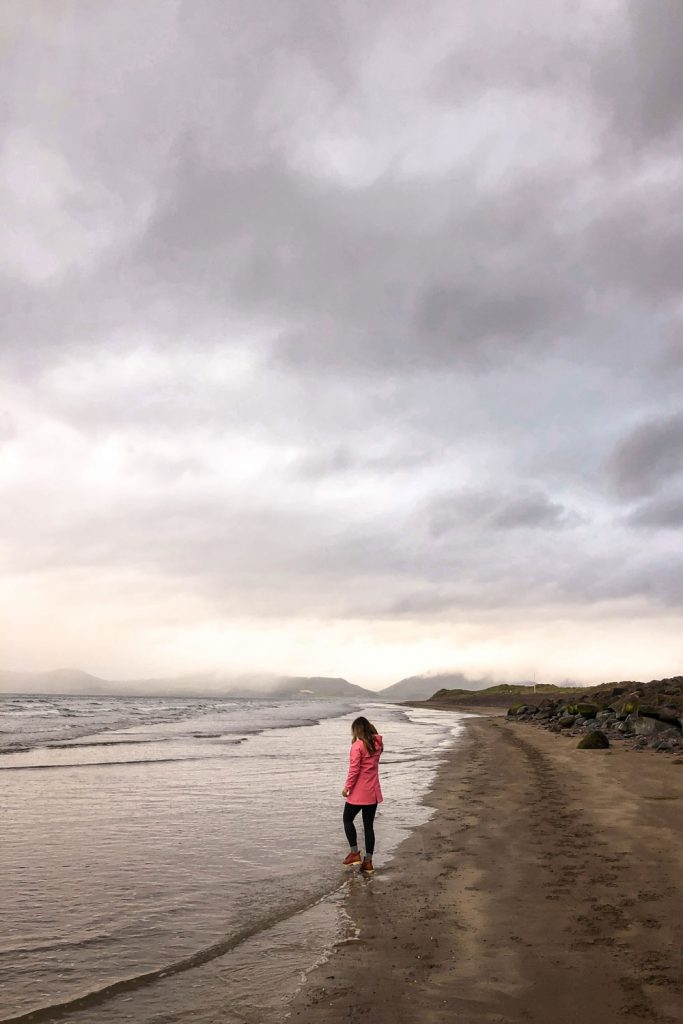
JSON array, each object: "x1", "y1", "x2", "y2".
[{"x1": 351, "y1": 716, "x2": 382, "y2": 755}]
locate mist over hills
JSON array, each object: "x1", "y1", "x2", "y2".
[
  {"x1": 380, "y1": 672, "x2": 499, "y2": 701},
  {"x1": 0, "y1": 669, "x2": 379, "y2": 700},
  {"x1": 0, "y1": 668, "x2": 556, "y2": 701}
]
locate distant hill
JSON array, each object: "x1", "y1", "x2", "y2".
[
  {"x1": 0, "y1": 667, "x2": 585, "y2": 703},
  {"x1": 0, "y1": 668, "x2": 113, "y2": 693},
  {"x1": 267, "y1": 676, "x2": 376, "y2": 699},
  {"x1": 378, "y1": 672, "x2": 492, "y2": 701},
  {"x1": 423, "y1": 681, "x2": 585, "y2": 707},
  {"x1": 0, "y1": 668, "x2": 377, "y2": 700},
  {"x1": 219, "y1": 676, "x2": 377, "y2": 699}
]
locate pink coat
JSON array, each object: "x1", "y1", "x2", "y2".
[{"x1": 344, "y1": 735, "x2": 383, "y2": 805}]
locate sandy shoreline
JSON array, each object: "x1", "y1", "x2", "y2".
[{"x1": 289, "y1": 712, "x2": 683, "y2": 1024}]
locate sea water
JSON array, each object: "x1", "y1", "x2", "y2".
[{"x1": 0, "y1": 694, "x2": 467, "y2": 1023}]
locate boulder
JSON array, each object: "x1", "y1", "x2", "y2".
[
  {"x1": 615, "y1": 692, "x2": 643, "y2": 719},
  {"x1": 577, "y1": 730, "x2": 610, "y2": 749},
  {"x1": 566, "y1": 702, "x2": 598, "y2": 719},
  {"x1": 633, "y1": 716, "x2": 681, "y2": 738},
  {"x1": 652, "y1": 705, "x2": 682, "y2": 727},
  {"x1": 558, "y1": 715, "x2": 575, "y2": 728},
  {"x1": 654, "y1": 739, "x2": 677, "y2": 752},
  {"x1": 636, "y1": 704, "x2": 682, "y2": 725},
  {"x1": 507, "y1": 703, "x2": 539, "y2": 717}
]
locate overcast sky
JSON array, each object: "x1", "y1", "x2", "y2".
[{"x1": 1, "y1": 1, "x2": 682, "y2": 689}]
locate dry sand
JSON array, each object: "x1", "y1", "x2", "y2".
[{"x1": 289, "y1": 713, "x2": 683, "y2": 1024}]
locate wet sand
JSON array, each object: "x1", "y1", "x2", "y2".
[{"x1": 290, "y1": 714, "x2": 683, "y2": 1024}]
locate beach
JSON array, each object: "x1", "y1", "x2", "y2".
[
  {"x1": 0, "y1": 695, "x2": 465, "y2": 1024},
  {"x1": 290, "y1": 713, "x2": 683, "y2": 1024},
  {"x1": 3, "y1": 698, "x2": 682, "y2": 1024}
]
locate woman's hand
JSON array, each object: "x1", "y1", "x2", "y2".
[{"x1": 342, "y1": 787, "x2": 350, "y2": 798}]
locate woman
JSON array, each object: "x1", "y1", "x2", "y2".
[{"x1": 341, "y1": 716, "x2": 383, "y2": 874}]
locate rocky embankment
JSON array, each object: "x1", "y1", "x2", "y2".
[{"x1": 507, "y1": 675, "x2": 683, "y2": 754}]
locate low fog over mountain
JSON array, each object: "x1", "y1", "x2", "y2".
[
  {"x1": 0, "y1": 668, "x2": 552, "y2": 701},
  {"x1": 380, "y1": 673, "x2": 498, "y2": 701},
  {"x1": 0, "y1": 669, "x2": 378, "y2": 700}
]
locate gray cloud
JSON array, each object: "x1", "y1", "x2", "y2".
[
  {"x1": 596, "y1": 1, "x2": 683, "y2": 147},
  {"x1": 2, "y1": 0, "x2": 680, "y2": 390},
  {"x1": 627, "y1": 494, "x2": 683, "y2": 530},
  {"x1": 488, "y1": 493, "x2": 572, "y2": 530},
  {"x1": 428, "y1": 489, "x2": 575, "y2": 537},
  {"x1": 609, "y1": 412, "x2": 683, "y2": 499},
  {"x1": 292, "y1": 440, "x2": 440, "y2": 479}
]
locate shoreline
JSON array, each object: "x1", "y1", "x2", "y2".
[{"x1": 289, "y1": 712, "x2": 683, "y2": 1024}]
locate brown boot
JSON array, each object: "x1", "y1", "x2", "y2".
[{"x1": 360, "y1": 857, "x2": 374, "y2": 874}]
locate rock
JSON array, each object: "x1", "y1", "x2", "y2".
[
  {"x1": 636, "y1": 705, "x2": 682, "y2": 726},
  {"x1": 633, "y1": 716, "x2": 681, "y2": 737},
  {"x1": 654, "y1": 739, "x2": 676, "y2": 752},
  {"x1": 504, "y1": 676, "x2": 683, "y2": 753},
  {"x1": 653, "y1": 705, "x2": 682, "y2": 726},
  {"x1": 577, "y1": 730, "x2": 610, "y2": 749},
  {"x1": 615, "y1": 693, "x2": 643, "y2": 719}
]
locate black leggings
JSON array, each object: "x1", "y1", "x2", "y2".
[{"x1": 343, "y1": 802, "x2": 378, "y2": 857}]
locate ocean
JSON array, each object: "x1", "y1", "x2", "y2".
[{"x1": 0, "y1": 694, "x2": 467, "y2": 1023}]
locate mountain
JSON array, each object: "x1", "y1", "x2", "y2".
[
  {"x1": 425, "y1": 681, "x2": 585, "y2": 707},
  {"x1": 188, "y1": 675, "x2": 377, "y2": 699},
  {"x1": 0, "y1": 668, "x2": 113, "y2": 693},
  {"x1": 0, "y1": 669, "x2": 377, "y2": 700},
  {"x1": 0, "y1": 667, "x2": 586, "y2": 702},
  {"x1": 378, "y1": 672, "x2": 494, "y2": 701},
  {"x1": 267, "y1": 676, "x2": 376, "y2": 699}
]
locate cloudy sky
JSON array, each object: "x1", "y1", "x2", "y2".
[{"x1": 1, "y1": 1, "x2": 682, "y2": 689}]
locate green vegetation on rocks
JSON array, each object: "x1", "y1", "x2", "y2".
[{"x1": 566, "y1": 702, "x2": 598, "y2": 718}]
